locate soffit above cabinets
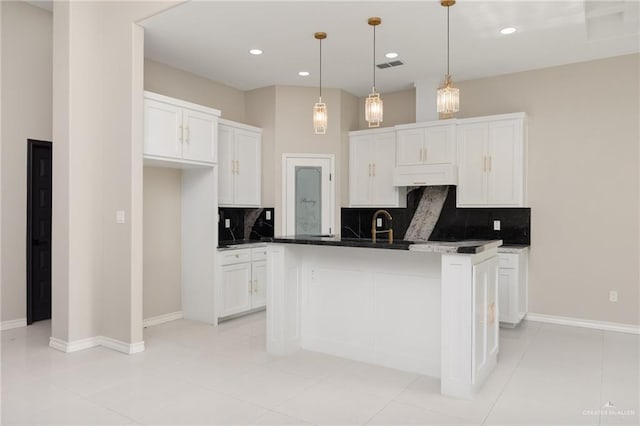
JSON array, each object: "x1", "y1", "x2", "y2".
[{"x1": 140, "y1": 1, "x2": 640, "y2": 97}]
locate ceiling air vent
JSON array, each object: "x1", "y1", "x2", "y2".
[{"x1": 377, "y1": 60, "x2": 404, "y2": 69}]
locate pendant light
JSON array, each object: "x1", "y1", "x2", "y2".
[
  {"x1": 365, "y1": 17, "x2": 383, "y2": 128},
  {"x1": 437, "y1": 0, "x2": 460, "y2": 117},
  {"x1": 313, "y1": 32, "x2": 328, "y2": 135}
]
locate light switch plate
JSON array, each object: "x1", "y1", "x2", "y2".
[
  {"x1": 225, "y1": 219, "x2": 231, "y2": 228},
  {"x1": 493, "y1": 220, "x2": 501, "y2": 231},
  {"x1": 116, "y1": 210, "x2": 125, "y2": 224}
]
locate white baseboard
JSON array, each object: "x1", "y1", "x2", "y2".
[
  {"x1": 143, "y1": 311, "x2": 183, "y2": 327},
  {"x1": 50, "y1": 336, "x2": 146, "y2": 354},
  {"x1": 526, "y1": 313, "x2": 640, "y2": 335},
  {"x1": 0, "y1": 318, "x2": 27, "y2": 331}
]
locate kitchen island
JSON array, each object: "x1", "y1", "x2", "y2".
[{"x1": 264, "y1": 236, "x2": 502, "y2": 399}]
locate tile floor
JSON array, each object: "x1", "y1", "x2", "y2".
[{"x1": 1, "y1": 312, "x2": 638, "y2": 425}]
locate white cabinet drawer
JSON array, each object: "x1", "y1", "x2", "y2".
[
  {"x1": 251, "y1": 247, "x2": 268, "y2": 261},
  {"x1": 220, "y1": 248, "x2": 251, "y2": 265},
  {"x1": 498, "y1": 253, "x2": 518, "y2": 269}
]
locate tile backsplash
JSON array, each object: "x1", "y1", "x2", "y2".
[
  {"x1": 341, "y1": 186, "x2": 530, "y2": 245},
  {"x1": 219, "y1": 207, "x2": 274, "y2": 243}
]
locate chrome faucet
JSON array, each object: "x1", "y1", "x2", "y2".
[{"x1": 371, "y1": 210, "x2": 393, "y2": 244}]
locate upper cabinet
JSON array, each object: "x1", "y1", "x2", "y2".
[
  {"x1": 457, "y1": 113, "x2": 526, "y2": 207},
  {"x1": 218, "y1": 119, "x2": 262, "y2": 207},
  {"x1": 143, "y1": 91, "x2": 220, "y2": 166},
  {"x1": 393, "y1": 122, "x2": 457, "y2": 186},
  {"x1": 349, "y1": 129, "x2": 406, "y2": 208}
]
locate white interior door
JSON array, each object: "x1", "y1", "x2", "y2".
[{"x1": 284, "y1": 155, "x2": 334, "y2": 236}]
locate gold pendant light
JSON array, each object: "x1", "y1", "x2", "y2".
[
  {"x1": 437, "y1": 0, "x2": 459, "y2": 117},
  {"x1": 365, "y1": 17, "x2": 383, "y2": 128},
  {"x1": 313, "y1": 32, "x2": 328, "y2": 135}
]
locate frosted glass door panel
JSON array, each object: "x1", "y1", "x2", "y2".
[{"x1": 295, "y1": 166, "x2": 322, "y2": 235}]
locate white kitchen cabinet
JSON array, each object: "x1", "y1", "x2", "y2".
[
  {"x1": 218, "y1": 119, "x2": 261, "y2": 207},
  {"x1": 498, "y1": 248, "x2": 529, "y2": 327},
  {"x1": 218, "y1": 246, "x2": 267, "y2": 319},
  {"x1": 471, "y1": 255, "x2": 499, "y2": 386},
  {"x1": 396, "y1": 122, "x2": 456, "y2": 166},
  {"x1": 144, "y1": 91, "x2": 220, "y2": 166},
  {"x1": 393, "y1": 122, "x2": 457, "y2": 186},
  {"x1": 457, "y1": 113, "x2": 526, "y2": 207},
  {"x1": 349, "y1": 129, "x2": 406, "y2": 207}
]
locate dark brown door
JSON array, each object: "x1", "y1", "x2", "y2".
[{"x1": 27, "y1": 140, "x2": 52, "y2": 324}]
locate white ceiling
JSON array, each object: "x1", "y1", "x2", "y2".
[{"x1": 142, "y1": 1, "x2": 640, "y2": 97}]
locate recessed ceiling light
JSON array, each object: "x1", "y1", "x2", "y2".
[
  {"x1": 249, "y1": 49, "x2": 263, "y2": 55},
  {"x1": 385, "y1": 52, "x2": 399, "y2": 59},
  {"x1": 298, "y1": 71, "x2": 310, "y2": 77},
  {"x1": 500, "y1": 27, "x2": 517, "y2": 35}
]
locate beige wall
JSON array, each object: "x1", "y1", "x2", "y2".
[
  {"x1": 455, "y1": 55, "x2": 639, "y2": 325},
  {"x1": 1, "y1": 1, "x2": 52, "y2": 323},
  {"x1": 144, "y1": 59, "x2": 246, "y2": 123},
  {"x1": 143, "y1": 167, "x2": 182, "y2": 319},
  {"x1": 357, "y1": 88, "x2": 416, "y2": 130}
]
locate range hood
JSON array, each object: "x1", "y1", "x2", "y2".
[{"x1": 393, "y1": 164, "x2": 457, "y2": 187}]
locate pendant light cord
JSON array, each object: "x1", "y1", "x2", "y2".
[
  {"x1": 319, "y1": 37, "x2": 322, "y2": 98},
  {"x1": 372, "y1": 24, "x2": 376, "y2": 91},
  {"x1": 446, "y1": 5, "x2": 450, "y2": 76}
]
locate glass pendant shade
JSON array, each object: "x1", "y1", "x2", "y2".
[
  {"x1": 313, "y1": 98, "x2": 327, "y2": 134},
  {"x1": 365, "y1": 91, "x2": 383, "y2": 128},
  {"x1": 437, "y1": 75, "x2": 459, "y2": 114}
]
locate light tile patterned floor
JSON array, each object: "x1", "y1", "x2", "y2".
[{"x1": 1, "y1": 312, "x2": 638, "y2": 425}]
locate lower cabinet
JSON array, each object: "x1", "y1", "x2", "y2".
[
  {"x1": 219, "y1": 247, "x2": 267, "y2": 319},
  {"x1": 498, "y1": 249, "x2": 529, "y2": 327}
]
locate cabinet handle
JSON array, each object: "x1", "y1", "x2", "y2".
[
  {"x1": 413, "y1": 181, "x2": 427, "y2": 185},
  {"x1": 236, "y1": 160, "x2": 240, "y2": 174},
  {"x1": 368, "y1": 164, "x2": 372, "y2": 177},
  {"x1": 178, "y1": 125, "x2": 183, "y2": 142},
  {"x1": 254, "y1": 279, "x2": 258, "y2": 293},
  {"x1": 424, "y1": 147, "x2": 427, "y2": 162},
  {"x1": 373, "y1": 163, "x2": 376, "y2": 177},
  {"x1": 419, "y1": 148, "x2": 423, "y2": 162}
]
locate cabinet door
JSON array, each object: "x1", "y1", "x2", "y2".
[
  {"x1": 182, "y1": 108, "x2": 217, "y2": 164},
  {"x1": 471, "y1": 256, "x2": 499, "y2": 385},
  {"x1": 348, "y1": 135, "x2": 373, "y2": 206},
  {"x1": 424, "y1": 125, "x2": 455, "y2": 165},
  {"x1": 251, "y1": 260, "x2": 267, "y2": 309},
  {"x1": 233, "y1": 129, "x2": 261, "y2": 207},
  {"x1": 457, "y1": 123, "x2": 488, "y2": 206},
  {"x1": 144, "y1": 99, "x2": 182, "y2": 159},
  {"x1": 487, "y1": 120, "x2": 522, "y2": 206},
  {"x1": 220, "y1": 263, "x2": 252, "y2": 317},
  {"x1": 498, "y1": 267, "x2": 517, "y2": 324},
  {"x1": 218, "y1": 125, "x2": 235, "y2": 206},
  {"x1": 396, "y1": 128, "x2": 424, "y2": 166},
  {"x1": 372, "y1": 132, "x2": 398, "y2": 205}
]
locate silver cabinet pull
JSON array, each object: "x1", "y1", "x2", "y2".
[{"x1": 373, "y1": 163, "x2": 376, "y2": 176}]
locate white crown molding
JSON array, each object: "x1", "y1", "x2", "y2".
[
  {"x1": 527, "y1": 313, "x2": 640, "y2": 335},
  {"x1": 143, "y1": 311, "x2": 183, "y2": 328},
  {"x1": 49, "y1": 336, "x2": 146, "y2": 354},
  {"x1": 0, "y1": 318, "x2": 27, "y2": 331}
]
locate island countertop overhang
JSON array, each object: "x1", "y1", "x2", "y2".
[{"x1": 260, "y1": 235, "x2": 502, "y2": 254}]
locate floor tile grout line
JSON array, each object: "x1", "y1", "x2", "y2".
[{"x1": 480, "y1": 322, "x2": 544, "y2": 426}]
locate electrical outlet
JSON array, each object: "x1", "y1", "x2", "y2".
[
  {"x1": 266, "y1": 211, "x2": 271, "y2": 220},
  {"x1": 609, "y1": 291, "x2": 618, "y2": 302},
  {"x1": 493, "y1": 220, "x2": 501, "y2": 231},
  {"x1": 377, "y1": 218, "x2": 383, "y2": 228},
  {"x1": 116, "y1": 210, "x2": 125, "y2": 224},
  {"x1": 225, "y1": 219, "x2": 231, "y2": 228}
]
